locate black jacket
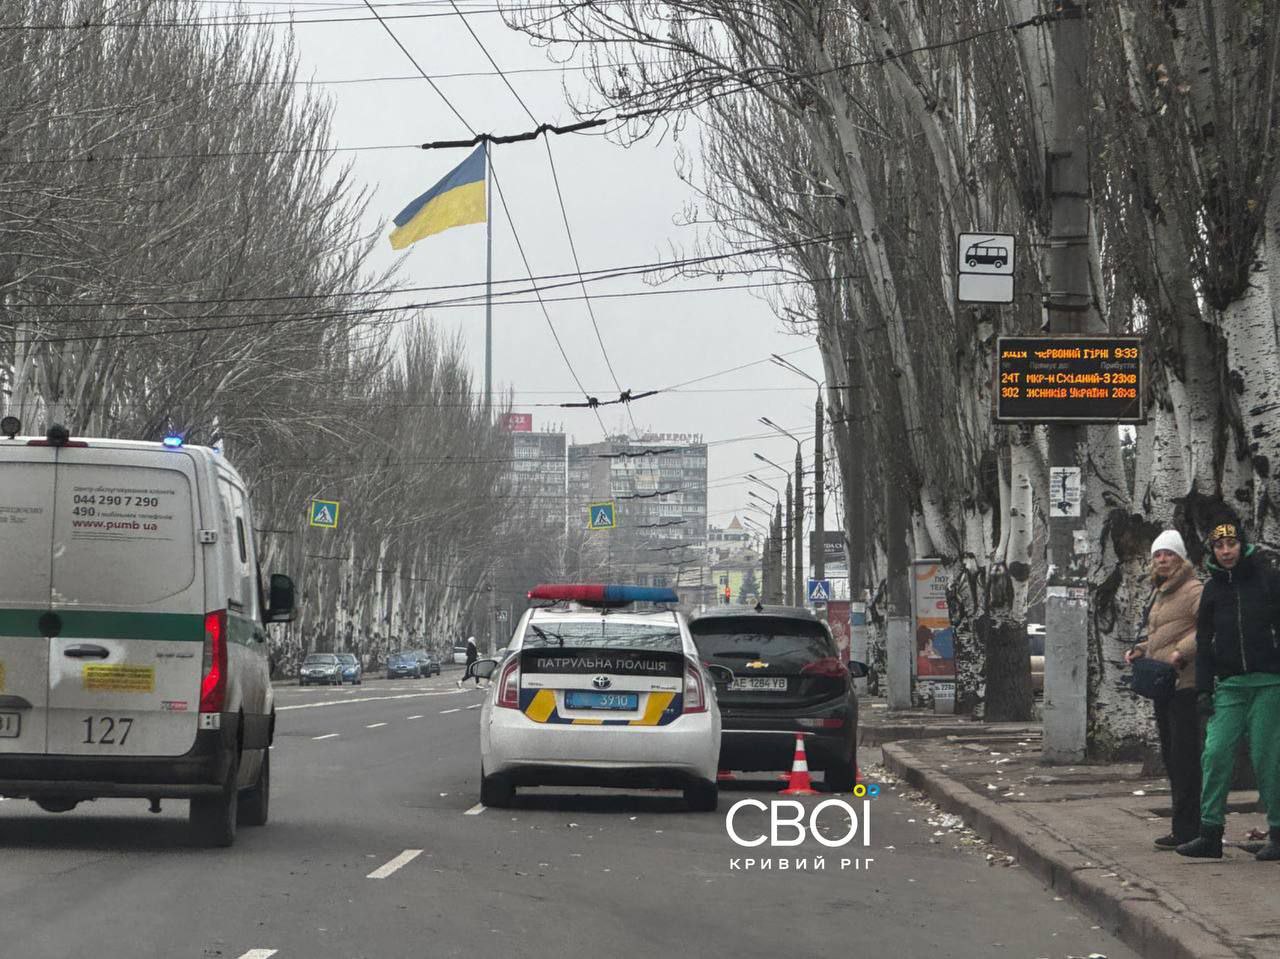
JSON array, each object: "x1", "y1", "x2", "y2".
[{"x1": 1195, "y1": 547, "x2": 1280, "y2": 692}]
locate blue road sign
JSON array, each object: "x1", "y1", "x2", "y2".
[
  {"x1": 588, "y1": 501, "x2": 616, "y2": 530},
  {"x1": 807, "y1": 578, "x2": 831, "y2": 604},
  {"x1": 310, "y1": 499, "x2": 340, "y2": 529}
]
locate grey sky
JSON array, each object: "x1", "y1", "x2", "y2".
[{"x1": 234, "y1": 1, "x2": 829, "y2": 531}]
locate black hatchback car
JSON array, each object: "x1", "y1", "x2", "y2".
[{"x1": 688, "y1": 605, "x2": 865, "y2": 790}]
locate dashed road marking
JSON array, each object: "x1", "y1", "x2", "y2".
[
  {"x1": 312, "y1": 733, "x2": 339, "y2": 741},
  {"x1": 367, "y1": 848, "x2": 423, "y2": 879},
  {"x1": 366, "y1": 722, "x2": 388, "y2": 729},
  {"x1": 278, "y1": 689, "x2": 466, "y2": 712},
  {"x1": 235, "y1": 951, "x2": 278, "y2": 959},
  {"x1": 406, "y1": 715, "x2": 424, "y2": 720},
  {"x1": 466, "y1": 703, "x2": 482, "y2": 710},
  {"x1": 440, "y1": 708, "x2": 461, "y2": 714},
  {"x1": 464, "y1": 804, "x2": 485, "y2": 816}
]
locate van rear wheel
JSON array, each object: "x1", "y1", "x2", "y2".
[
  {"x1": 239, "y1": 750, "x2": 270, "y2": 827},
  {"x1": 191, "y1": 754, "x2": 239, "y2": 847}
]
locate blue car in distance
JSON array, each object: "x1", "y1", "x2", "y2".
[
  {"x1": 386, "y1": 652, "x2": 421, "y2": 680},
  {"x1": 336, "y1": 652, "x2": 362, "y2": 685}
]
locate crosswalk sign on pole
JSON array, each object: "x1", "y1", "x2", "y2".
[
  {"x1": 310, "y1": 499, "x2": 340, "y2": 529},
  {"x1": 807, "y1": 578, "x2": 831, "y2": 604},
  {"x1": 587, "y1": 501, "x2": 616, "y2": 530}
]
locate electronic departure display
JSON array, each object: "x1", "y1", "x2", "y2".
[{"x1": 995, "y1": 336, "x2": 1144, "y2": 423}]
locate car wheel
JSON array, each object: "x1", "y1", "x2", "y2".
[
  {"x1": 191, "y1": 752, "x2": 240, "y2": 848},
  {"x1": 825, "y1": 756, "x2": 858, "y2": 792},
  {"x1": 239, "y1": 750, "x2": 270, "y2": 827},
  {"x1": 683, "y1": 780, "x2": 719, "y2": 812},
  {"x1": 480, "y1": 769, "x2": 515, "y2": 808}
]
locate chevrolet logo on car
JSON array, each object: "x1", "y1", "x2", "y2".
[{"x1": 745, "y1": 661, "x2": 769, "y2": 670}]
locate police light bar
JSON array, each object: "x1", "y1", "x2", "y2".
[{"x1": 527, "y1": 584, "x2": 680, "y2": 606}]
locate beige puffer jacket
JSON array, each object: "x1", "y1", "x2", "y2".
[{"x1": 1135, "y1": 561, "x2": 1203, "y2": 691}]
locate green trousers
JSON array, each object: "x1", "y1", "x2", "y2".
[{"x1": 1200, "y1": 675, "x2": 1280, "y2": 828}]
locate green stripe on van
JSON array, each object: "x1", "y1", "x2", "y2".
[{"x1": 0, "y1": 609, "x2": 204, "y2": 641}]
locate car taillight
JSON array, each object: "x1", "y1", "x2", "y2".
[
  {"x1": 798, "y1": 717, "x2": 846, "y2": 729},
  {"x1": 496, "y1": 657, "x2": 520, "y2": 709},
  {"x1": 801, "y1": 656, "x2": 846, "y2": 679},
  {"x1": 684, "y1": 657, "x2": 707, "y2": 713},
  {"x1": 200, "y1": 610, "x2": 228, "y2": 713}
]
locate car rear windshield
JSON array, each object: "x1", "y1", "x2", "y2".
[
  {"x1": 305, "y1": 654, "x2": 338, "y2": 665},
  {"x1": 522, "y1": 620, "x2": 683, "y2": 652},
  {"x1": 690, "y1": 618, "x2": 836, "y2": 667},
  {"x1": 336, "y1": 654, "x2": 357, "y2": 665}
]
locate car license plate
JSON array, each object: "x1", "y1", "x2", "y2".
[
  {"x1": 728, "y1": 677, "x2": 788, "y2": 692},
  {"x1": 0, "y1": 712, "x2": 20, "y2": 738},
  {"x1": 564, "y1": 690, "x2": 639, "y2": 711}
]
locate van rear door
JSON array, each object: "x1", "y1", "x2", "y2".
[
  {"x1": 0, "y1": 448, "x2": 57, "y2": 755},
  {"x1": 46, "y1": 449, "x2": 205, "y2": 757}
]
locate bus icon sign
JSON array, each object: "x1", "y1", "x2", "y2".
[{"x1": 957, "y1": 232, "x2": 1014, "y2": 304}]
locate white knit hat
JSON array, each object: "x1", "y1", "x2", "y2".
[{"x1": 1150, "y1": 529, "x2": 1187, "y2": 560}]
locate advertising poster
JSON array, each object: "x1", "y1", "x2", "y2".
[
  {"x1": 911, "y1": 561, "x2": 955, "y2": 680},
  {"x1": 826, "y1": 600, "x2": 851, "y2": 661}
]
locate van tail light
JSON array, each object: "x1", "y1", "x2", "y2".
[
  {"x1": 496, "y1": 657, "x2": 520, "y2": 709},
  {"x1": 200, "y1": 610, "x2": 228, "y2": 713},
  {"x1": 801, "y1": 657, "x2": 846, "y2": 679},
  {"x1": 684, "y1": 657, "x2": 707, "y2": 713}
]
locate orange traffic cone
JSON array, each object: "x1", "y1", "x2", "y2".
[
  {"x1": 780, "y1": 733, "x2": 818, "y2": 796},
  {"x1": 856, "y1": 765, "x2": 865, "y2": 784}
]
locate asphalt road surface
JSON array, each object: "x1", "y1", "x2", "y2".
[{"x1": 0, "y1": 677, "x2": 1138, "y2": 959}]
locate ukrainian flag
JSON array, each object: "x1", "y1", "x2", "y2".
[{"x1": 389, "y1": 144, "x2": 486, "y2": 250}]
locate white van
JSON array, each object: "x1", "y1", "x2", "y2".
[{"x1": 0, "y1": 423, "x2": 296, "y2": 846}]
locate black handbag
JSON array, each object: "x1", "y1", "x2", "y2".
[
  {"x1": 1128, "y1": 655, "x2": 1179, "y2": 702},
  {"x1": 1124, "y1": 588, "x2": 1179, "y2": 702}
]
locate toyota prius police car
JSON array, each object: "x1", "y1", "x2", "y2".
[{"x1": 464, "y1": 584, "x2": 722, "y2": 811}]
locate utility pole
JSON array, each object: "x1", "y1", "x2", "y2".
[
  {"x1": 813, "y1": 396, "x2": 824, "y2": 583},
  {"x1": 794, "y1": 446, "x2": 804, "y2": 606},
  {"x1": 773, "y1": 501, "x2": 785, "y2": 604},
  {"x1": 782, "y1": 478, "x2": 793, "y2": 606},
  {"x1": 1043, "y1": 0, "x2": 1091, "y2": 763}
]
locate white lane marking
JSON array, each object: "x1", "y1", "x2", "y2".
[
  {"x1": 235, "y1": 951, "x2": 278, "y2": 959},
  {"x1": 278, "y1": 689, "x2": 466, "y2": 712},
  {"x1": 463, "y1": 804, "x2": 485, "y2": 816},
  {"x1": 367, "y1": 848, "x2": 423, "y2": 879},
  {"x1": 440, "y1": 708, "x2": 461, "y2": 714},
  {"x1": 366, "y1": 722, "x2": 388, "y2": 729},
  {"x1": 466, "y1": 703, "x2": 482, "y2": 710},
  {"x1": 312, "y1": 733, "x2": 340, "y2": 741},
  {"x1": 406, "y1": 715, "x2": 424, "y2": 720}
]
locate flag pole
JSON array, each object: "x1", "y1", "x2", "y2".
[{"x1": 484, "y1": 141, "x2": 493, "y2": 418}]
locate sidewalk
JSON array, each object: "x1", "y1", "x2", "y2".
[{"x1": 861, "y1": 700, "x2": 1278, "y2": 959}]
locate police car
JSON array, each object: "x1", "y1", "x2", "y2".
[{"x1": 467, "y1": 585, "x2": 722, "y2": 811}]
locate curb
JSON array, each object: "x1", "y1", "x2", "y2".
[
  {"x1": 860, "y1": 721, "x2": 1040, "y2": 748},
  {"x1": 881, "y1": 742, "x2": 1243, "y2": 959}
]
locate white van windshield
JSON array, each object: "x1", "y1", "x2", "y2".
[{"x1": 52, "y1": 463, "x2": 197, "y2": 608}]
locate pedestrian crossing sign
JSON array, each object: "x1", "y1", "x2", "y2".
[
  {"x1": 807, "y1": 578, "x2": 831, "y2": 604},
  {"x1": 588, "y1": 501, "x2": 616, "y2": 530},
  {"x1": 310, "y1": 499, "x2": 340, "y2": 529}
]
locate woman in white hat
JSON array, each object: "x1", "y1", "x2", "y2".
[{"x1": 1125, "y1": 529, "x2": 1203, "y2": 848}]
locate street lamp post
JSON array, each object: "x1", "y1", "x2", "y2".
[
  {"x1": 770, "y1": 356, "x2": 825, "y2": 586},
  {"x1": 754, "y1": 451, "x2": 794, "y2": 605},
  {"x1": 761, "y1": 418, "x2": 804, "y2": 606}
]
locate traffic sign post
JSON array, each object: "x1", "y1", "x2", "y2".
[
  {"x1": 957, "y1": 232, "x2": 1015, "y2": 304},
  {"x1": 587, "y1": 501, "x2": 616, "y2": 530},
  {"x1": 807, "y1": 578, "x2": 831, "y2": 605},
  {"x1": 309, "y1": 499, "x2": 340, "y2": 529}
]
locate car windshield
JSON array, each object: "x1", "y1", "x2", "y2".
[
  {"x1": 389, "y1": 654, "x2": 413, "y2": 664},
  {"x1": 304, "y1": 654, "x2": 338, "y2": 665},
  {"x1": 336, "y1": 654, "x2": 356, "y2": 665},
  {"x1": 522, "y1": 620, "x2": 682, "y2": 652},
  {"x1": 690, "y1": 618, "x2": 835, "y2": 668}
]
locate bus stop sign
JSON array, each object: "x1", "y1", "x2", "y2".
[{"x1": 957, "y1": 232, "x2": 1014, "y2": 304}]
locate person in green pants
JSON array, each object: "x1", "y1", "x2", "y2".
[{"x1": 1177, "y1": 522, "x2": 1280, "y2": 860}]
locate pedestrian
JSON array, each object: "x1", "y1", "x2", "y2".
[
  {"x1": 1124, "y1": 529, "x2": 1203, "y2": 848},
  {"x1": 1178, "y1": 521, "x2": 1280, "y2": 860},
  {"x1": 465, "y1": 635, "x2": 479, "y2": 685}
]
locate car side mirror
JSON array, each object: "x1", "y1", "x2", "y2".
[
  {"x1": 847, "y1": 660, "x2": 869, "y2": 679},
  {"x1": 704, "y1": 663, "x2": 735, "y2": 685},
  {"x1": 265, "y1": 573, "x2": 297, "y2": 623}
]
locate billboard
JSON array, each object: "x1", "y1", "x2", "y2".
[
  {"x1": 911, "y1": 560, "x2": 955, "y2": 680},
  {"x1": 995, "y1": 336, "x2": 1144, "y2": 423},
  {"x1": 500, "y1": 412, "x2": 533, "y2": 432},
  {"x1": 809, "y1": 531, "x2": 845, "y2": 567}
]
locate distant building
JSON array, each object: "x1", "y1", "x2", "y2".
[
  {"x1": 506, "y1": 420, "x2": 566, "y2": 531},
  {"x1": 708, "y1": 517, "x2": 761, "y2": 606}
]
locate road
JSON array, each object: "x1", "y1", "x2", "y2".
[{"x1": 0, "y1": 675, "x2": 1137, "y2": 959}]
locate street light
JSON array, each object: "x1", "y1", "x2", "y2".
[
  {"x1": 752, "y1": 451, "x2": 792, "y2": 604},
  {"x1": 746, "y1": 473, "x2": 779, "y2": 497},
  {"x1": 747, "y1": 489, "x2": 775, "y2": 509},
  {"x1": 760, "y1": 418, "x2": 805, "y2": 606},
  {"x1": 770, "y1": 357, "x2": 828, "y2": 587}
]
